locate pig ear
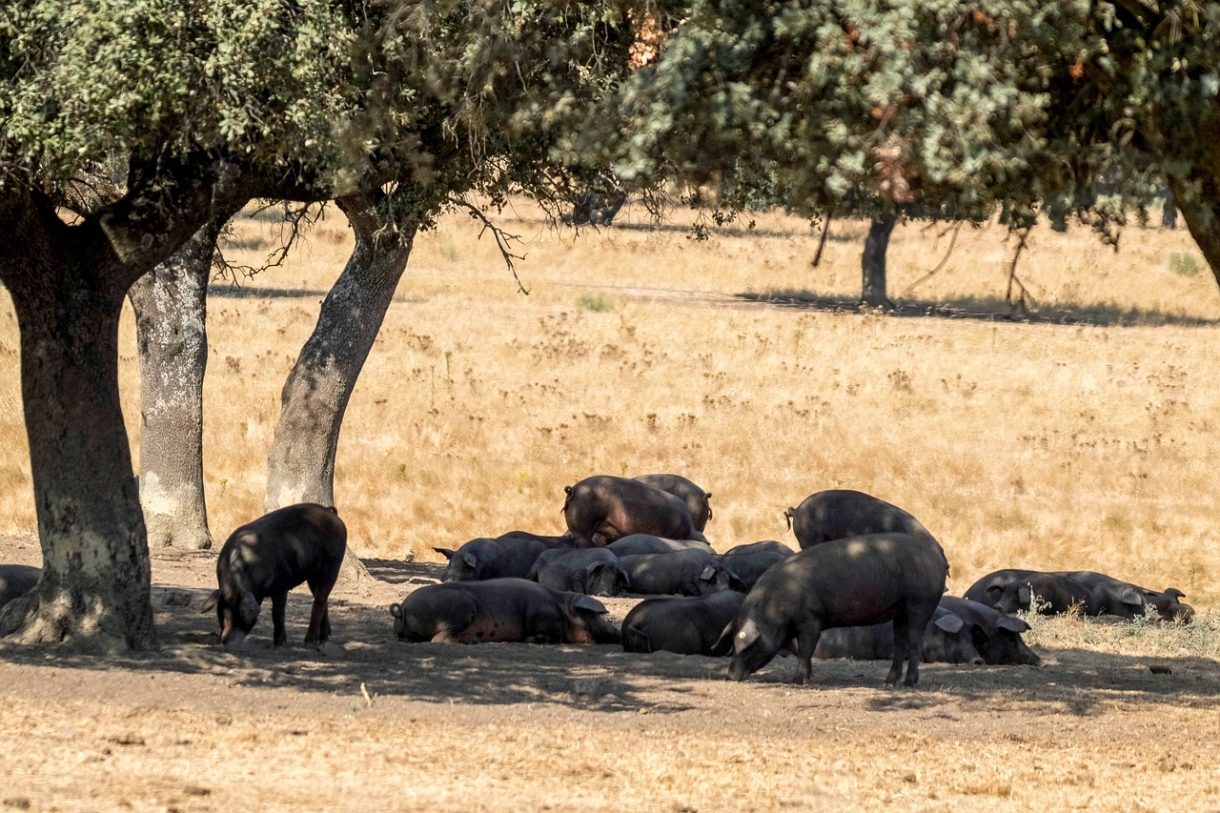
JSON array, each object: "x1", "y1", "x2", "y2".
[
  {"x1": 934, "y1": 613, "x2": 965, "y2": 635},
  {"x1": 1163, "y1": 587, "x2": 1186, "y2": 599},
  {"x1": 462, "y1": 552, "x2": 477, "y2": 569},
  {"x1": 734, "y1": 618, "x2": 761, "y2": 651},
  {"x1": 239, "y1": 590, "x2": 260, "y2": 621},
  {"x1": 783, "y1": 508, "x2": 794, "y2": 531},
  {"x1": 618, "y1": 568, "x2": 631, "y2": 588},
  {"x1": 1120, "y1": 588, "x2": 1144, "y2": 607},
  {"x1": 1017, "y1": 585, "x2": 1031, "y2": 606},
  {"x1": 388, "y1": 604, "x2": 402, "y2": 618},
  {"x1": 572, "y1": 595, "x2": 608, "y2": 614},
  {"x1": 996, "y1": 615, "x2": 1030, "y2": 633},
  {"x1": 200, "y1": 590, "x2": 220, "y2": 614},
  {"x1": 433, "y1": 547, "x2": 455, "y2": 561},
  {"x1": 725, "y1": 569, "x2": 748, "y2": 592},
  {"x1": 699, "y1": 565, "x2": 717, "y2": 582}
]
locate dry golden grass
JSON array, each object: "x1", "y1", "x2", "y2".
[{"x1": 0, "y1": 200, "x2": 1216, "y2": 606}]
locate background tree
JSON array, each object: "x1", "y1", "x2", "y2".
[
  {"x1": 0, "y1": 0, "x2": 645, "y2": 647},
  {"x1": 602, "y1": 1, "x2": 1220, "y2": 291}
]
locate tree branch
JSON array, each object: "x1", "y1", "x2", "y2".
[
  {"x1": 1004, "y1": 226, "x2": 1037, "y2": 314},
  {"x1": 900, "y1": 221, "x2": 962, "y2": 297},
  {"x1": 447, "y1": 196, "x2": 530, "y2": 295}
]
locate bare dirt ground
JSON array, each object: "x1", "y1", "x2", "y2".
[{"x1": 1, "y1": 534, "x2": 1217, "y2": 813}]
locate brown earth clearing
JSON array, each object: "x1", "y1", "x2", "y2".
[
  {"x1": 0, "y1": 202, "x2": 1218, "y2": 810},
  {"x1": 1, "y1": 532, "x2": 1218, "y2": 813}
]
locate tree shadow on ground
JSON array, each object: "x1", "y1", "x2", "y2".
[
  {"x1": 735, "y1": 290, "x2": 1219, "y2": 328},
  {"x1": 727, "y1": 644, "x2": 1220, "y2": 718},
  {"x1": 2, "y1": 574, "x2": 1217, "y2": 718}
]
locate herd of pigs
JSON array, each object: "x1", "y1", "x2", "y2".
[{"x1": 0, "y1": 473, "x2": 1195, "y2": 688}]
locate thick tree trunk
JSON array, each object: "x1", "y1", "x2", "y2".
[
  {"x1": 861, "y1": 214, "x2": 897, "y2": 308},
  {"x1": 128, "y1": 222, "x2": 220, "y2": 550},
  {"x1": 1168, "y1": 176, "x2": 1220, "y2": 290},
  {"x1": 265, "y1": 196, "x2": 416, "y2": 511},
  {"x1": 0, "y1": 207, "x2": 155, "y2": 648}
]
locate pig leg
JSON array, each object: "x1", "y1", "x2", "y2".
[
  {"x1": 900, "y1": 603, "x2": 937, "y2": 687},
  {"x1": 431, "y1": 627, "x2": 467, "y2": 644},
  {"x1": 271, "y1": 592, "x2": 288, "y2": 646},
  {"x1": 886, "y1": 613, "x2": 910, "y2": 686},
  {"x1": 304, "y1": 593, "x2": 332, "y2": 644},
  {"x1": 791, "y1": 620, "x2": 823, "y2": 685},
  {"x1": 304, "y1": 569, "x2": 340, "y2": 644}
]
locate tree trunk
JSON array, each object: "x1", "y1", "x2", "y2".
[
  {"x1": 265, "y1": 196, "x2": 416, "y2": 511},
  {"x1": 1160, "y1": 187, "x2": 1177, "y2": 230},
  {"x1": 0, "y1": 213, "x2": 155, "y2": 648},
  {"x1": 128, "y1": 222, "x2": 220, "y2": 550},
  {"x1": 861, "y1": 214, "x2": 897, "y2": 308},
  {"x1": 1169, "y1": 176, "x2": 1220, "y2": 291}
]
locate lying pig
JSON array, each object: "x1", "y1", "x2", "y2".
[
  {"x1": 716, "y1": 541, "x2": 793, "y2": 590},
  {"x1": 633, "y1": 474, "x2": 713, "y2": 532},
  {"x1": 389, "y1": 578, "x2": 620, "y2": 644},
  {"x1": 984, "y1": 569, "x2": 1194, "y2": 622},
  {"x1": 0, "y1": 564, "x2": 40, "y2": 610},
  {"x1": 433, "y1": 532, "x2": 574, "y2": 582},
  {"x1": 719, "y1": 533, "x2": 947, "y2": 687},
  {"x1": 527, "y1": 547, "x2": 630, "y2": 596},
  {"x1": 621, "y1": 591, "x2": 746, "y2": 656},
  {"x1": 814, "y1": 596, "x2": 1040, "y2": 666},
  {"x1": 202, "y1": 503, "x2": 346, "y2": 648},
  {"x1": 563, "y1": 475, "x2": 705, "y2": 545},
  {"x1": 606, "y1": 534, "x2": 712, "y2": 557},
  {"x1": 619, "y1": 549, "x2": 746, "y2": 596}
]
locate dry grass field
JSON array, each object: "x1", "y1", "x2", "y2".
[{"x1": 0, "y1": 201, "x2": 1218, "y2": 811}]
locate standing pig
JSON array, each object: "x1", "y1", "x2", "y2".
[
  {"x1": 633, "y1": 474, "x2": 713, "y2": 532},
  {"x1": 527, "y1": 547, "x2": 631, "y2": 596},
  {"x1": 563, "y1": 475, "x2": 704, "y2": 545},
  {"x1": 388, "y1": 578, "x2": 620, "y2": 644},
  {"x1": 202, "y1": 503, "x2": 346, "y2": 648},
  {"x1": 619, "y1": 549, "x2": 746, "y2": 596},
  {"x1": 720, "y1": 533, "x2": 947, "y2": 687},
  {"x1": 621, "y1": 591, "x2": 746, "y2": 655},
  {"x1": 0, "y1": 564, "x2": 40, "y2": 611},
  {"x1": 606, "y1": 534, "x2": 712, "y2": 556},
  {"x1": 784, "y1": 490, "x2": 939, "y2": 551}
]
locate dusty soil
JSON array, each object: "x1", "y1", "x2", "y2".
[{"x1": 0, "y1": 535, "x2": 1217, "y2": 813}]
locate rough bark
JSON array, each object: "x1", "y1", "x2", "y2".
[
  {"x1": 0, "y1": 161, "x2": 246, "y2": 649},
  {"x1": 128, "y1": 222, "x2": 220, "y2": 550},
  {"x1": 0, "y1": 195, "x2": 158, "y2": 648},
  {"x1": 1168, "y1": 176, "x2": 1220, "y2": 290},
  {"x1": 861, "y1": 214, "x2": 897, "y2": 308},
  {"x1": 265, "y1": 195, "x2": 416, "y2": 511}
]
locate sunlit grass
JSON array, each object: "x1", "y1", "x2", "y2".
[{"x1": 0, "y1": 200, "x2": 1216, "y2": 607}]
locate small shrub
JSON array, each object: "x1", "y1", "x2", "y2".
[
  {"x1": 1168, "y1": 252, "x2": 1202, "y2": 277},
  {"x1": 576, "y1": 292, "x2": 614, "y2": 312}
]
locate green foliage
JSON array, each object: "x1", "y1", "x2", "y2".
[
  {"x1": 0, "y1": 0, "x2": 643, "y2": 210},
  {"x1": 1169, "y1": 251, "x2": 1202, "y2": 276},
  {"x1": 576, "y1": 292, "x2": 615, "y2": 312},
  {"x1": 595, "y1": 1, "x2": 1220, "y2": 258}
]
